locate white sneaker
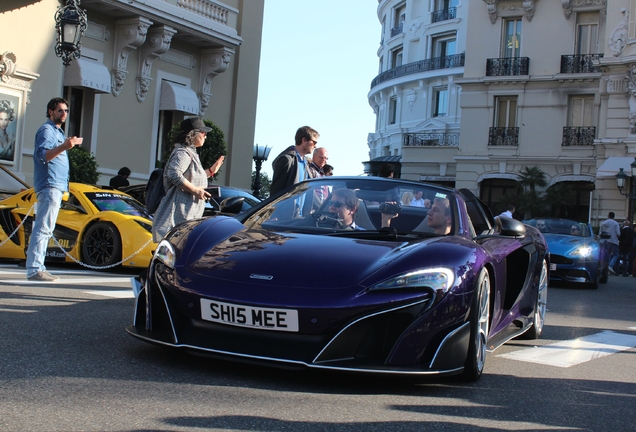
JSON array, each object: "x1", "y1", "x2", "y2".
[{"x1": 608, "y1": 267, "x2": 616, "y2": 275}]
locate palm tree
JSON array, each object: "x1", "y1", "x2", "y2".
[
  {"x1": 545, "y1": 183, "x2": 574, "y2": 218},
  {"x1": 518, "y1": 166, "x2": 547, "y2": 193},
  {"x1": 516, "y1": 166, "x2": 548, "y2": 219}
]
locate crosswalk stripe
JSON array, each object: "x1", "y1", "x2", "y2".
[
  {"x1": 497, "y1": 330, "x2": 636, "y2": 367},
  {"x1": 84, "y1": 290, "x2": 134, "y2": 298}
]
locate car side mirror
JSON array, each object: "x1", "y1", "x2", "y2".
[
  {"x1": 496, "y1": 217, "x2": 526, "y2": 237},
  {"x1": 220, "y1": 196, "x2": 244, "y2": 215}
]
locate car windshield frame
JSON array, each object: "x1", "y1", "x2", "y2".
[
  {"x1": 525, "y1": 218, "x2": 592, "y2": 237},
  {"x1": 239, "y1": 177, "x2": 457, "y2": 236},
  {"x1": 84, "y1": 191, "x2": 152, "y2": 218}
]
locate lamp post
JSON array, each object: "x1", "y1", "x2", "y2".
[
  {"x1": 615, "y1": 157, "x2": 636, "y2": 222},
  {"x1": 54, "y1": 0, "x2": 88, "y2": 66},
  {"x1": 252, "y1": 143, "x2": 272, "y2": 199}
]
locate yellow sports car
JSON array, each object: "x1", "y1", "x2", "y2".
[{"x1": 0, "y1": 182, "x2": 156, "y2": 269}]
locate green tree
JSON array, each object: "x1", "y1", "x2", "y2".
[
  {"x1": 251, "y1": 170, "x2": 271, "y2": 199},
  {"x1": 68, "y1": 147, "x2": 99, "y2": 185},
  {"x1": 162, "y1": 119, "x2": 227, "y2": 184},
  {"x1": 516, "y1": 166, "x2": 548, "y2": 219},
  {"x1": 518, "y1": 166, "x2": 547, "y2": 193},
  {"x1": 545, "y1": 183, "x2": 574, "y2": 218}
]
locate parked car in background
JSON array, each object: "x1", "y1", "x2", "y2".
[
  {"x1": 0, "y1": 165, "x2": 29, "y2": 201},
  {"x1": 525, "y1": 218, "x2": 609, "y2": 289},
  {"x1": 0, "y1": 183, "x2": 155, "y2": 269},
  {"x1": 117, "y1": 183, "x2": 260, "y2": 215},
  {"x1": 128, "y1": 176, "x2": 549, "y2": 381}
]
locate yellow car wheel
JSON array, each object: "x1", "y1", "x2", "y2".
[{"x1": 82, "y1": 222, "x2": 122, "y2": 268}]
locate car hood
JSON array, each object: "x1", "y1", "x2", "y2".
[
  {"x1": 181, "y1": 217, "x2": 458, "y2": 290},
  {"x1": 543, "y1": 233, "x2": 596, "y2": 253}
]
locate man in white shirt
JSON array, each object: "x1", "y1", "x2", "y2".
[
  {"x1": 599, "y1": 211, "x2": 621, "y2": 274},
  {"x1": 410, "y1": 190, "x2": 425, "y2": 207}
]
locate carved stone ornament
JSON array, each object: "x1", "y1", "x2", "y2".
[
  {"x1": 0, "y1": 52, "x2": 17, "y2": 83},
  {"x1": 483, "y1": 0, "x2": 498, "y2": 24},
  {"x1": 406, "y1": 89, "x2": 417, "y2": 112},
  {"x1": 111, "y1": 17, "x2": 153, "y2": 97},
  {"x1": 609, "y1": 8, "x2": 629, "y2": 57},
  {"x1": 562, "y1": 1, "x2": 607, "y2": 19},
  {"x1": 198, "y1": 47, "x2": 234, "y2": 116},
  {"x1": 136, "y1": 25, "x2": 176, "y2": 102},
  {"x1": 626, "y1": 64, "x2": 636, "y2": 134},
  {"x1": 485, "y1": 0, "x2": 539, "y2": 23}
]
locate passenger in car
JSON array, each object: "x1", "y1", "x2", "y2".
[{"x1": 427, "y1": 197, "x2": 452, "y2": 235}]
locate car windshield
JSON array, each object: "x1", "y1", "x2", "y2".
[
  {"x1": 85, "y1": 192, "x2": 151, "y2": 218},
  {"x1": 526, "y1": 218, "x2": 591, "y2": 237},
  {"x1": 240, "y1": 177, "x2": 456, "y2": 235}
]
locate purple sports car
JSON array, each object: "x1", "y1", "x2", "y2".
[{"x1": 127, "y1": 177, "x2": 549, "y2": 381}]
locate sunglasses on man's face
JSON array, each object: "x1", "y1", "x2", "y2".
[{"x1": 329, "y1": 200, "x2": 345, "y2": 208}]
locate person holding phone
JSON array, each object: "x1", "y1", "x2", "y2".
[{"x1": 26, "y1": 97, "x2": 83, "y2": 282}]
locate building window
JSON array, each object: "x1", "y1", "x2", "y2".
[
  {"x1": 495, "y1": 96, "x2": 517, "y2": 128},
  {"x1": 389, "y1": 96, "x2": 397, "y2": 125},
  {"x1": 479, "y1": 178, "x2": 519, "y2": 214},
  {"x1": 394, "y1": 3, "x2": 406, "y2": 27},
  {"x1": 156, "y1": 110, "x2": 174, "y2": 164},
  {"x1": 434, "y1": 87, "x2": 448, "y2": 117},
  {"x1": 432, "y1": 34, "x2": 456, "y2": 58},
  {"x1": 63, "y1": 86, "x2": 96, "y2": 152},
  {"x1": 569, "y1": 95, "x2": 594, "y2": 127},
  {"x1": 391, "y1": 47, "x2": 403, "y2": 68},
  {"x1": 502, "y1": 18, "x2": 522, "y2": 58},
  {"x1": 391, "y1": 3, "x2": 406, "y2": 37},
  {"x1": 576, "y1": 12, "x2": 599, "y2": 54}
]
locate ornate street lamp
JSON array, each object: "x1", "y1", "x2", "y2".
[
  {"x1": 615, "y1": 157, "x2": 636, "y2": 222},
  {"x1": 252, "y1": 144, "x2": 272, "y2": 199},
  {"x1": 54, "y1": 0, "x2": 88, "y2": 66}
]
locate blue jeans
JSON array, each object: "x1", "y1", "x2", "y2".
[
  {"x1": 608, "y1": 242, "x2": 619, "y2": 271},
  {"x1": 26, "y1": 187, "x2": 63, "y2": 277}
]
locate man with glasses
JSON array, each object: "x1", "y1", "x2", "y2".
[
  {"x1": 570, "y1": 225, "x2": 582, "y2": 236},
  {"x1": 26, "y1": 97, "x2": 83, "y2": 282},
  {"x1": 270, "y1": 125, "x2": 319, "y2": 196}
]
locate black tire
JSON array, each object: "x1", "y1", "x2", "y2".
[
  {"x1": 81, "y1": 222, "x2": 122, "y2": 268},
  {"x1": 588, "y1": 262, "x2": 600, "y2": 289},
  {"x1": 520, "y1": 259, "x2": 548, "y2": 340},
  {"x1": 599, "y1": 261, "x2": 609, "y2": 284},
  {"x1": 462, "y1": 268, "x2": 490, "y2": 382}
]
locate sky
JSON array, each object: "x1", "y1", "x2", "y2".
[{"x1": 253, "y1": 1, "x2": 381, "y2": 178}]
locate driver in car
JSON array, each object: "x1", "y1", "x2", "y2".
[
  {"x1": 328, "y1": 189, "x2": 362, "y2": 230},
  {"x1": 329, "y1": 188, "x2": 397, "y2": 230}
]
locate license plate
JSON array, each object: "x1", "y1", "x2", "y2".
[
  {"x1": 200, "y1": 299, "x2": 299, "y2": 332},
  {"x1": 550, "y1": 263, "x2": 557, "y2": 271}
]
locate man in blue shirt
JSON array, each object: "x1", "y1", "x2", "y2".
[{"x1": 26, "y1": 97, "x2": 82, "y2": 282}]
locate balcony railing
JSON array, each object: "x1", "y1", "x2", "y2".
[
  {"x1": 390, "y1": 22, "x2": 403, "y2": 37},
  {"x1": 488, "y1": 127, "x2": 519, "y2": 146},
  {"x1": 404, "y1": 133, "x2": 460, "y2": 147},
  {"x1": 486, "y1": 57, "x2": 529, "y2": 76},
  {"x1": 177, "y1": 0, "x2": 232, "y2": 24},
  {"x1": 560, "y1": 54, "x2": 603, "y2": 74},
  {"x1": 562, "y1": 126, "x2": 596, "y2": 146},
  {"x1": 371, "y1": 53, "x2": 465, "y2": 88},
  {"x1": 432, "y1": 7, "x2": 457, "y2": 23}
]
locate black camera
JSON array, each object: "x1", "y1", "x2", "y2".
[{"x1": 379, "y1": 202, "x2": 401, "y2": 214}]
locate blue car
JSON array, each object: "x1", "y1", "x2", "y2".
[{"x1": 525, "y1": 218, "x2": 609, "y2": 289}]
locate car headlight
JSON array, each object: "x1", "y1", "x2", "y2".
[
  {"x1": 369, "y1": 268, "x2": 455, "y2": 294},
  {"x1": 572, "y1": 246, "x2": 593, "y2": 258},
  {"x1": 154, "y1": 240, "x2": 175, "y2": 268}
]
